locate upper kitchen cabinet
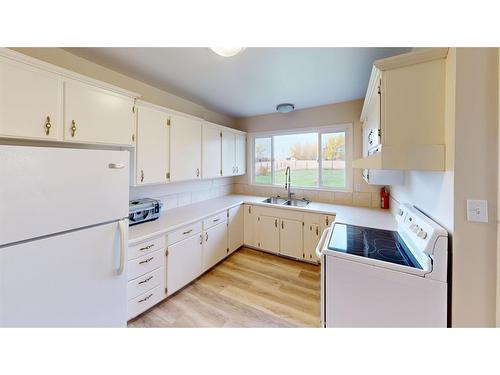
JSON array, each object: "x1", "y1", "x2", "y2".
[
  {"x1": 235, "y1": 133, "x2": 246, "y2": 175},
  {"x1": 353, "y1": 48, "x2": 448, "y2": 171},
  {"x1": 202, "y1": 122, "x2": 223, "y2": 179},
  {"x1": 222, "y1": 129, "x2": 246, "y2": 176},
  {"x1": 0, "y1": 55, "x2": 61, "y2": 141},
  {"x1": 170, "y1": 113, "x2": 203, "y2": 182},
  {"x1": 135, "y1": 102, "x2": 170, "y2": 185},
  {"x1": 64, "y1": 81, "x2": 135, "y2": 146}
]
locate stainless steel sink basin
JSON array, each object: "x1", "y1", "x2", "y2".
[
  {"x1": 283, "y1": 199, "x2": 310, "y2": 207},
  {"x1": 262, "y1": 197, "x2": 310, "y2": 207},
  {"x1": 261, "y1": 197, "x2": 288, "y2": 205}
]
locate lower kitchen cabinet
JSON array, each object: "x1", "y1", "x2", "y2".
[
  {"x1": 279, "y1": 218, "x2": 303, "y2": 259},
  {"x1": 228, "y1": 205, "x2": 244, "y2": 253},
  {"x1": 243, "y1": 204, "x2": 255, "y2": 247},
  {"x1": 255, "y1": 215, "x2": 280, "y2": 254},
  {"x1": 304, "y1": 222, "x2": 321, "y2": 262},
  {"x1": 127, "y1": 235, "x2": 167, "y2": 320},
  {"x1": 166, "y1": 231, "x2": 203, "y2": 297},
  {"x1": 202, "y1": 221, "x2": 228, "y2": 272}
]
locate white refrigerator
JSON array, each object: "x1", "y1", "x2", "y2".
[{"x1": 0, "y1": 145, "x2": 129, "y2": 327}]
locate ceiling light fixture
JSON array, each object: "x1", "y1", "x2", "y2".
[
  {"x1": 276, "y1": 103, "x2": 295, "y2": 114},
  {"x1": 210, "y1": 47, "x2": 245, "y2": 57}
]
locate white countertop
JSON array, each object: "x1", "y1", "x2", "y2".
[{"x1": 128, "y1": 194, "x2": 397, "y2": 245}]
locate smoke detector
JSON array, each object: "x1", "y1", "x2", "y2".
[{"x1": 276, "y1": 103, "x2": 295, "y2": 114}]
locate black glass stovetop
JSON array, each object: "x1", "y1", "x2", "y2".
[{"x1": 327, "y1": 223, "x2": 422, "y2": 269}]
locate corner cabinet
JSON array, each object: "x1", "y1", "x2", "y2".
[
  {"x1": 353, "y1": 48, "x2": 448, "y2": 171},
  {"x1": 202, "y1": 122, "x2": 223, "y2": 179},
  {"x1": 135, "y1": 103, "x2": 170, "y2": 185},
  {"x1": 222, "y1": 130, "x2": 246, "y2": 176},
  {"x1": 170, "y1": 114, "x2": 202, "y2": 182}
]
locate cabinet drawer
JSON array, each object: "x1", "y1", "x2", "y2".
[
  {"x1": 127, "y1": 286, "x2": 164, "y2": 320},
  {"x1": 167, "y1": 222, "x2": 202, "y2": 245},
  {"x1": 128, "y1": 236, "x2": 166, "y2": 260},
  {"x1": 203, "y1": 211, "x2": 227, "y2": 230},
  {"x1": 127, "y1": 249, "x2": 163, "y2": 280},
  {"x1": 127, "y1": 267, "x2": 163, "y2": 300}
]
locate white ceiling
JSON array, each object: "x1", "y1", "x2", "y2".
[{"x1": 65, "y1": 47, "x2": 410, "y2": 118}]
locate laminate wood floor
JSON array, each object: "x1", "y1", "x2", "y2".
[{"x1": 128, "y1": 247, "x2": 321, "y2": 328}]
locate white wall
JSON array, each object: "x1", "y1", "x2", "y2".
[{"x1": 130, "y1": 178, "x2": 234, "y2": 212}]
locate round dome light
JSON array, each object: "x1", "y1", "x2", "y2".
[
  {"x1": 210, "y1": 47, "x2": 245, "y2": 57},
  {"x1": 276, "y1": 103, "x2": 295, "y2": 114}
]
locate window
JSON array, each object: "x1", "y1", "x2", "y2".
[{"x1": 252, "y1": 124, "x2": 352, "y2": 191}]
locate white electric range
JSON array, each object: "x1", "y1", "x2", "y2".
[{"x1": 316, "y1": 203, "x2": 448, "y2": 327}]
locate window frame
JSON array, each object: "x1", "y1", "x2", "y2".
[{"x1": 249, "y1": 123, "x2": 353, "y2": 192}]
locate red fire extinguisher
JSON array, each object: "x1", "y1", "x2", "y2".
[{"x1": 380, "y1": 187, "x2": 389, "y2": 209}]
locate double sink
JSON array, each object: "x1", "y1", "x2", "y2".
[{"x1": 261, "y1": 197, "x2": 310, "y2": 207}]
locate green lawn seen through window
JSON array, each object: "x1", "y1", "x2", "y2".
[{"x1": 254, "y1": 169, "x2": 345, "y2": 188}]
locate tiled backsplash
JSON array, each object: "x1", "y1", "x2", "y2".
[
  {"x1": 233, "y1": 183, "x2": 382, "y2": 209},
  {"x1": 130, "y1": 177, "x2": 234, "y2": 211},
  {"x1": 130, "y1": 179, "x2": 384, "y2": 211}
]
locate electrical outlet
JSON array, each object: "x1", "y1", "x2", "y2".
[
  {"x1": 354, "y1": 183, "x2": 361, "y2": 192},
  {"x1": 466, "y1": 200, "x2": 488, "y2": 223}
]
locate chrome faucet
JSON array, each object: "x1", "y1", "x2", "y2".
[{"x1": 284, "y1": 166, "x2": 294, "y2": 200}]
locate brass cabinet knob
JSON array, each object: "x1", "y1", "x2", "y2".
[
  {"x1": 70, "y1": 120, "x2": 77, "y2": 137},
  {"x1": 44, "y1": 116, "x2": 52, "y2": 136},
  {"x1": 140, "y1": 170, "x2": 145, "y2": 182}
]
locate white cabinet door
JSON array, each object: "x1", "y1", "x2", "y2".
[
  {"x1": 166, "y1": 233, "x2": 203, "y2": 296},
  {"x1": 235, "y1": 133, "x2": 246, "y2": 175},
  {"x1": 202, "y1": 222, "x2": 228, "y2": 272},
  {"x1": 170, "y1": 114, "x2": 202, "y2": 181},
  {"x1": 304, "y1": 223, "x2": 321, "y2": 262},
  {"x1": 222, "y1": 130, "x2": 236, "y2": 176},
  {"x1": 202, "y1": 123, "x2": 222, "y2": 179},
  {"x1": 0, "y1": 58, "x2": 61, "y2": 141},
  {"x1": 256, "y1": 215, "x2": 280, "y2": 254},
  {"x1": 136, "y1": 106, "x2": 170, "y2": 185},
  {"x1": 63, "y1": 81, "x2": 134, "y2": 146},
  {"x1": 279, "y1": 218, "x2": 303, "y2": 259},
  {"x1": 228, "y1": 206, "x2": 244, "y2": 253},
  {"x1": 243, "y1": 204, "x2": 255, "y2": 247}
]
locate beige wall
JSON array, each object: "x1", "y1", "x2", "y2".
[
  {"x1": 391, "y1": 48, "x2": 499, "y2": 327},
  {"x1": 11, "y1": 48, "x2": 236, "y2": 127},
  {"x1": 452, "y1": 48, "x2": 498, "y2": 327},
  {"x1": 234, "y1": 99, "x2": 383, "y2": 208}
]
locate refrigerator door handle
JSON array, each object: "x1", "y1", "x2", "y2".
[{"x1": 117, "y1": 219, "x2": 128, "y2": 275}]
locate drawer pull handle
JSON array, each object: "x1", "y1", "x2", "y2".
[
  {"x1": 138, "y1": 276, "x2": 153, "y2": 285},
  {"x1": 138, "y1": 293, "x2": 153, "y2": 303},
  {"x1": 199, "y1": 234, "x2": 203, "y2": 245},
  {"x1": 182, "y1": 229, "x2": 193, "y2": 235},
  {"x1": 139, "y1": 244, "x2": 154, "y2": 251},
  {"x1": 139, "y1": 257, "x2": 154, "y2": 264},
  {"x1": 213, "y1": 218, "x2": 220, "y2": 223}
]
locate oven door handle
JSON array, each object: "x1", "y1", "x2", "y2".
[{"x1": 316, "y1": 227, "x2": 330, "y2": 260}]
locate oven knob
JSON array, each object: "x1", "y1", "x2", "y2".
[
  {"x1": 417, "y1": 230, "x2": 427, "y2": 239},
  {"x1": 397, "y1": 208, "x2": 404, "y2": 216},
  {"x1": 412, "y1": 225, "x2": 420, "y2": 233}
]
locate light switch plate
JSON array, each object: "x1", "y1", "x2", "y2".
[{"x1": 466, "y1": 200, "x2": 488, "y2": 223}]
